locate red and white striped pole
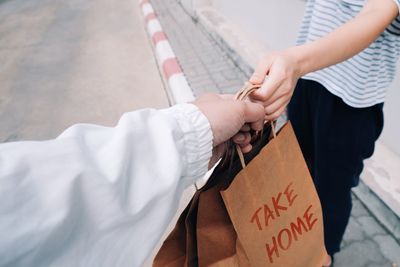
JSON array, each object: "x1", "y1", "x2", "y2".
[{"x1": 139, "y1": 0, "x2": 195, "y2": 104}]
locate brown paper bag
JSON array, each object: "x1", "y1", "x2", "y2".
[
  {"x1": 221, "y1": 122, "x2": 328, "y2": 266},
  {"x1": 195, "y1": 124, "x2": 273, "y2": 267},
  {"x1": 154, "y1": 122, "x2": 272, "y2": 266},
  {"x1": 153, "y1": 186, "x2": 202, "y2": 266},
  {"x1": 154, "y1": 83, "x2": 327, "y2": 266},
  {"x1": 152, "y1": 148, "x2": 239, "y2": 267}
]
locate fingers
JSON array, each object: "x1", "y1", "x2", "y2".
[
  {"x1": 249, "y1": 56, "x2": 273, "y2": 85},
  {"x1": 232, "y1": 132, "x2": 253, "y2": 154},
  {"x1": 232, "y1": 100, "x2": 265, "y2": 154},
  {"x1": 250, "y1": 70, "x2": 283, "y2": 104},
  {"x1": 240, "y1": 144, "x2": 253, "y2": 154},
  {"x1": 264, "y1": 95, "x2": 289, "y2": 117},
  {"x1": 250, "y1": 120, "x2": 264, "y2": 132},
  {"x1": 260, "y1": 82, "x2": 285, "y2": 106},
  {"x1": 265, "y1": 100, "x2": 289, "y2": 121},
  {"x1": 233, "y1": 132, "x2": 251, "y2": 145},
  {"x1": 249, "y1": 54, "x2": 282, "y2": 103},
  {"x1": 241, "y1": 101, "x2": 265, "y2": 130},
  {"x1": 249, "y1": 52, "x2": 298, "y2": 107},
  {"x1": 230, "y1": 100, "x2": 264, "y2": 154}
]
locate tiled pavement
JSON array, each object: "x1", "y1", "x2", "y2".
[
  {"x1": 149, "y1": 0, "x2": 400, "y2": 266},
  {"x1": 149, "y1": 0, "x2": 247, "y2": 97}
]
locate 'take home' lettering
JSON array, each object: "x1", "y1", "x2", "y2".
[
  {"x1": 250, "y1": 182, "x2": 298, "y2": 230},
  {"x1": 265, "y1": 204, "x2": 318, "y2": 263}
]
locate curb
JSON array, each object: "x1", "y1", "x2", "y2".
[{"x1": 139, "y1": 0, "x2": 195, "y2": 104}]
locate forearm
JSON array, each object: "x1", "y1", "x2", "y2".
[{"x1": 290, "y1": 0, "x2": 399, "y2": 76}]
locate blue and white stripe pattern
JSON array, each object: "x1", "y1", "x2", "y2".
[{"x1": 297, "y1": 0, "x2": 400, "y2": 107}]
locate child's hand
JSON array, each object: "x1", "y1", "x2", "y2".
[{"x1": 249, "y1": 50, "x2": 302, "y2": 121}]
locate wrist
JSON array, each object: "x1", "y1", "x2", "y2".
[
  {"x1": 162, "y1": 104, "x2": 213, "y2": 181},
  {"x1": 285, "y1": 45, "x2": 312, "y2": 77}
]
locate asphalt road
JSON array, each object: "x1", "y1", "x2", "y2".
[{"x1": 0, "y1": 0, "x2": 168, "y2": 142}]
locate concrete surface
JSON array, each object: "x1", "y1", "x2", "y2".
[
  {"x1": 0, "y1": 0, "x2": 169, "y2": 142},
  {"x1": 353, "y1": 181, "x2": 400, "y2": 247},
  {"x1": 149, "y1": 0, "x2": 400, "y2": 265}
]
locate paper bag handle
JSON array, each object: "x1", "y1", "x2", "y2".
[{"x1": 234, "y1": 82, "x2": 277, "y2": 168}]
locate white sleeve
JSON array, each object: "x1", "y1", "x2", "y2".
[{"x1": 0, "y1": 103, "x2": 213, "y2": 267}]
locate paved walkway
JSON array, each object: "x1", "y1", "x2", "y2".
[
  {"x1": 0, "y1": 0, "x2": 168, "y2": 142},
  {"x1": 150, "y1": 0, "x2": 400, "y2": 265}
]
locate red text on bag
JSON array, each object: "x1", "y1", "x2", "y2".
[{"x1": 250, "y1": 182, "x2": 298, "y2": 230}]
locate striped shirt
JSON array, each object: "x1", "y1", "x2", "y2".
[{"x1": 297, "y1": 0, "x2": 400, "y2": 108}]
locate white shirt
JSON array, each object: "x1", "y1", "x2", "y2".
[
  {"x1": 297, "y1": 0, "x2": 400, "y2": 107},
  {"x1": 0, "y1": 103, "x2": 212, "y2": 267}
]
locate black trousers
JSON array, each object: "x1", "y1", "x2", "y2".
[{"x1": 288, "y1": 79, "x2": 384, "y2": 255}]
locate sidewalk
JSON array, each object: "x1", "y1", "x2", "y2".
[
  {"x1": 0, "y1": 0, "x2": 169, "y2": 142},
  {"x1": 148, "y1": 0, "x2": 400, "y2": 265}
]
